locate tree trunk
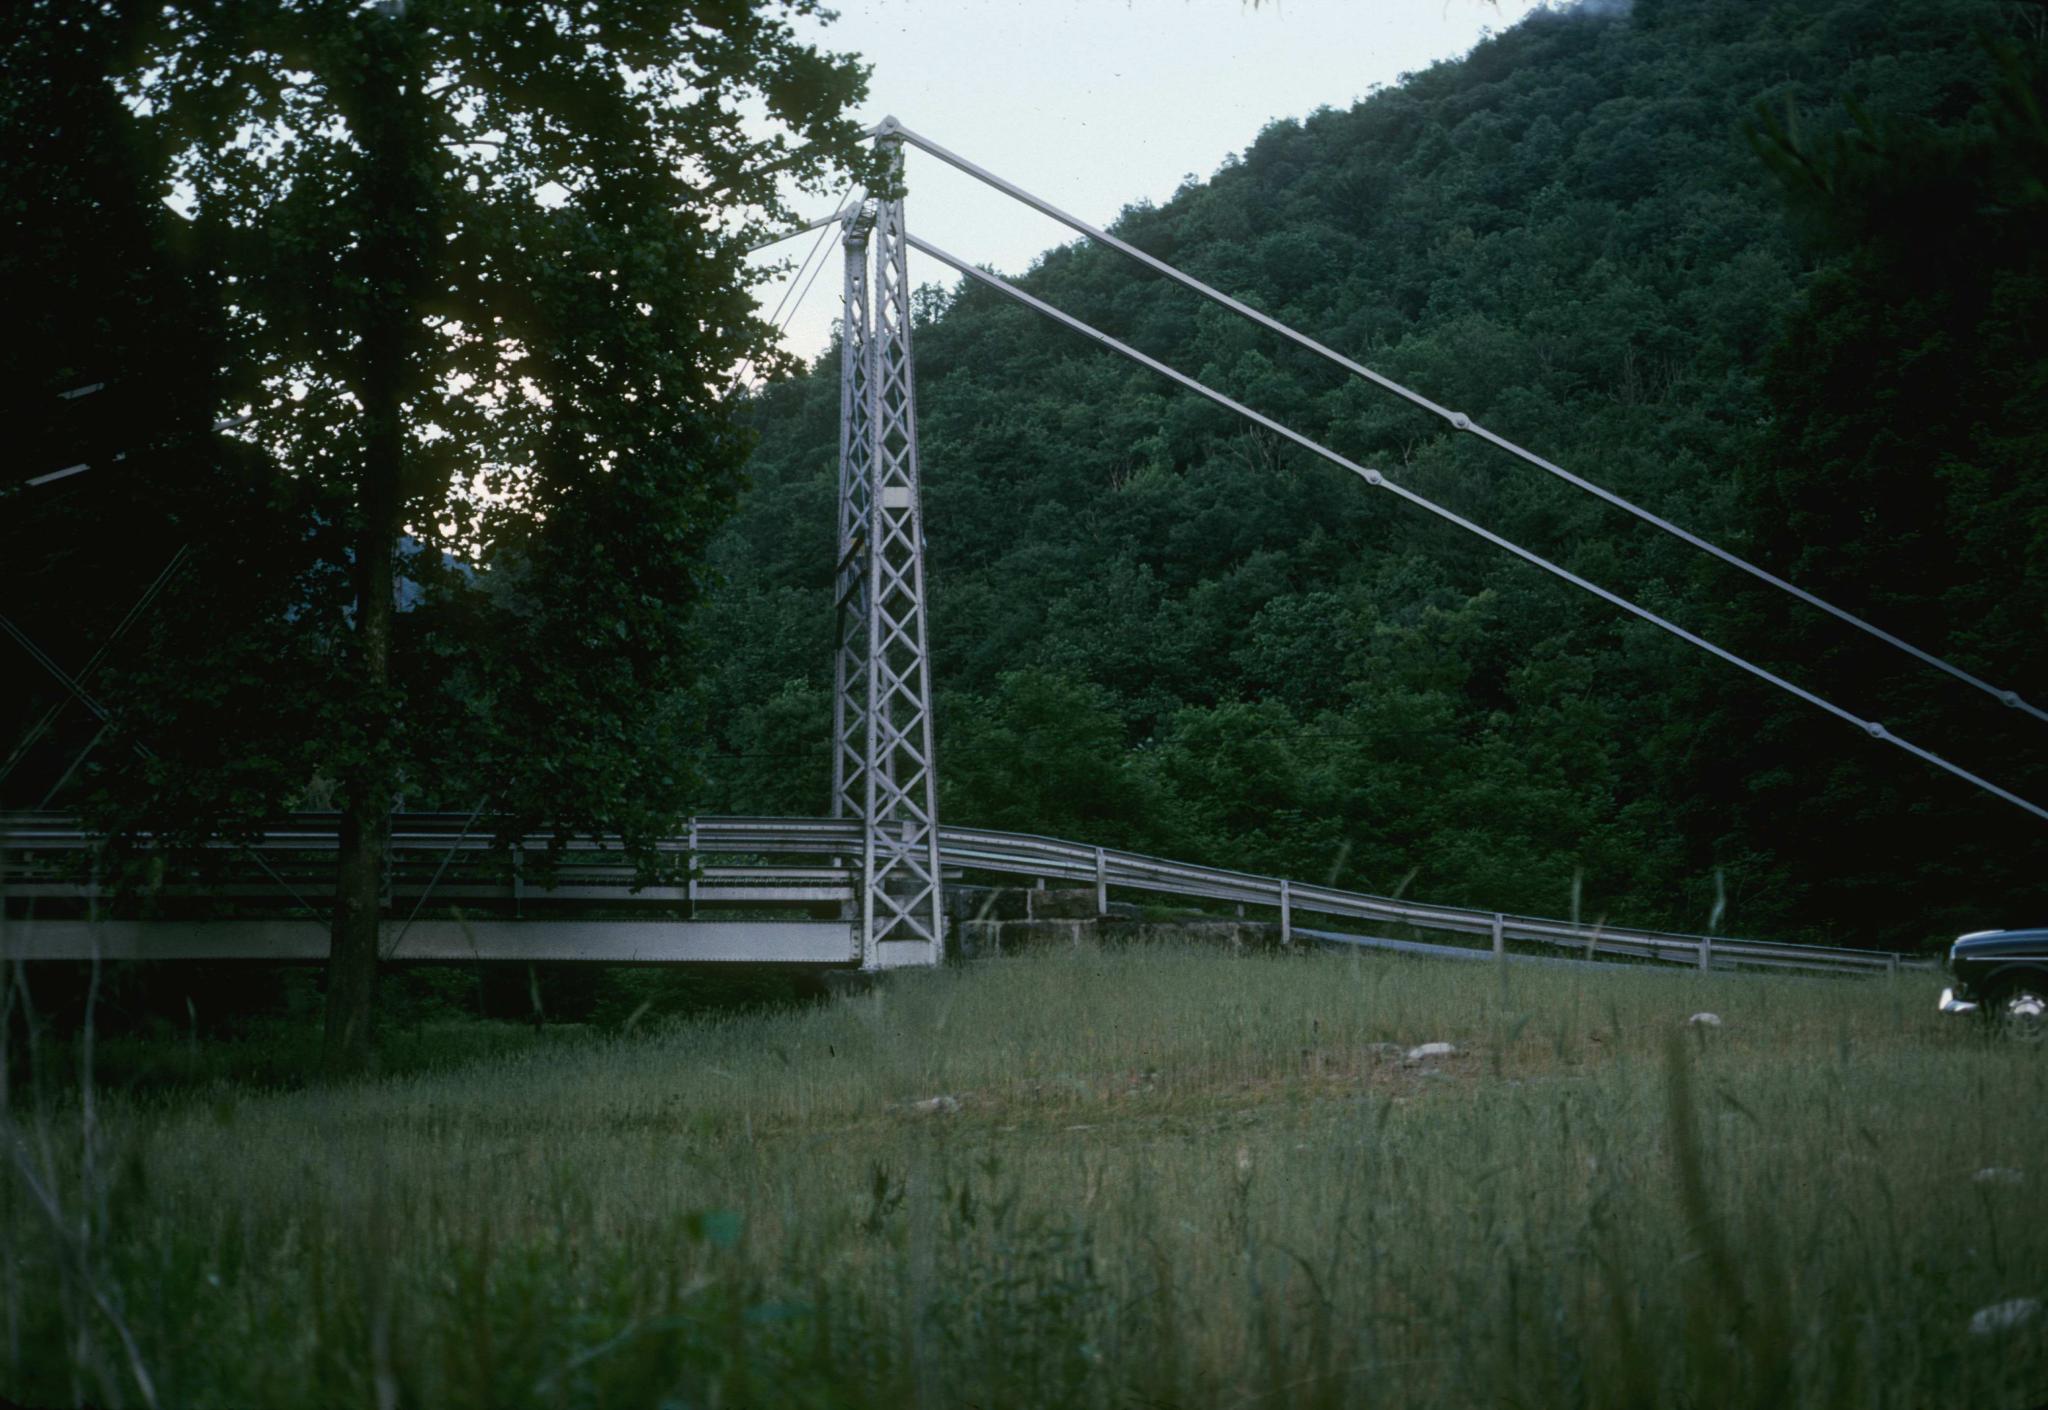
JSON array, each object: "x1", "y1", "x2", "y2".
[
  {"x1": 321, "y1": 17, "x2": 421, "y2": 1077},
  {"x1": 325, "y1": 769, "x2": 389, "y2": 1073},
  {"x1": 322, "y1": 360, "x2": 402, "y2": 1076}
]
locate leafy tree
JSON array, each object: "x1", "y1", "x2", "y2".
[
  {"x1": 1721, "y1": 16, "x2": 2048, "y2": 938},
  {"x1": 3, "y1": 1, "x2": 873, "y2": 1071},
  {"x1": 717, "y1": 0, "x2": 2046, "y2": 949},
  {"x1": 0, "y1": 8, "x2": 236, "y2": 810},
  {"x1": 939, "y1": 669, "x2": 1155, "y2": 842}
]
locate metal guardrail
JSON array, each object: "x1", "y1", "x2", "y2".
[
  {"x1": 931, "y1": 824, "x2": 1929, "y2": 977},
  {"x1": 0, "y1": 813, "x2": 864, "y2": 914},
  {"x1": 0, "y1": 812, "x2": 1931, "y2": 976}
]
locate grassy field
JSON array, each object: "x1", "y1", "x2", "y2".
[{"x1": 4, "y1": 944, "x2": 2045, "y2": 1408}]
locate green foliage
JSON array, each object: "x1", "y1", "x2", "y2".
[
  {"x1": 1718, "y1": 13, "x2": 2048, "y2": 938},
  {"x1": 939, "y1": 669, "x2": 1156, "y2": 840},
  {"x1": 711, "y1": 0, "x2": 2048, "y2": 947},
  {"x1": 2, "y1": 0, "x2": 874, "y2": 856},
  {"x1": 0, "y1": 4, "x2": 289, "y2": 829},
  {"x1": 2, "y1": 1, "x2": 878, "y2": 1066}
]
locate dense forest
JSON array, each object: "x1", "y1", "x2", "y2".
[{"x1": 703, "y1": 0, "x2": 2048, "y2": 950}]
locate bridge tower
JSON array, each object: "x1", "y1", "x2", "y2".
[{"x1": 830, "y1": 128, "x2": 945, "y2": 969}]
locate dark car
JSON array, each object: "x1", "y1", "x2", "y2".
[{"x1": 1939, "y1": 929, "x2": 2048, "y2": 1038}]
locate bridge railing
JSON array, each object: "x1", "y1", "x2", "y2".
[
  {"x1": 931, "y1": 823, "x2": 1924, "y2": 977},
  {"x1": 1, "y1": 812, "x2": 1929, "y2": 976}
]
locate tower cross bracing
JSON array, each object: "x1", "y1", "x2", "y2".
[
  {"x1": 832, "y1": 133, "x2": 946, "y2": 969},
  {"x1": 790, "y1": 113, "x2": 2048, "y2": 967}
]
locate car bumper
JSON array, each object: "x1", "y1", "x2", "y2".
[{"x1": 1939, "y1": 986, "x2": 1979, "y2": 1016}]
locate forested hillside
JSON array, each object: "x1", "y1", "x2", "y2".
[{"x1": 704, "y1": 0, "x2": 2048, "y2": 950}]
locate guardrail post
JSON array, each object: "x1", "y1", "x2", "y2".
[
  {"x1": 512, "y1": 845, "x2": 525, "y2": 919},
  {"x1": 1887, "y1": 952, "x2": 1899, "y2": 979},
  {"x1": 1491, "y1": 912, "x2": 1505, "y2": 957},
  {"x1": 1279, "y1": 879, "x2": 1292, "y2": 948},
  {"x1": 687, "y1": 817, "x2": 699, "y2": 915},
  {"x1": 1699, "y1": 935, "x2": 1712, "y2": 973},
  {"x1": 1094, "y1": 846, "x2": 1107, "y2": 916}
]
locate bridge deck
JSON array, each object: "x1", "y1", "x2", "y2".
[
  {"x1": 0, "y1": 813, "x2": 1925, "y2": 977},
  {"x1": 3, "y1": 919, "x2": 855, "y2": 965}
]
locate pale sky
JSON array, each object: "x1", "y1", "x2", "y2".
[{"x1": 745, "y1": 0, "x2": 1548, "y2": 368}]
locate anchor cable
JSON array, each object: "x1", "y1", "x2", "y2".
[
  {"x1": 907, "y1": 233, "x2": 2048, "y2": 825},
  {"x1": 726, "y1": 189, "x2": 859, "y2": 400},
  {"x1": 882, "y1": 119, "x2": 2046, "y2": 726}
]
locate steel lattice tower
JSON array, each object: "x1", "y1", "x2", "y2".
[
  {"x1": 830, "y1": 208, "x2": 875, "y2": 831},
  {"x1": 831, "y1": 133, "x2": 945, "y2": 968}
]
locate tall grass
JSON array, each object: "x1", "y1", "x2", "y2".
[{"x1": 4, "y1": 944, "x2": 2044, "y2": 1407}]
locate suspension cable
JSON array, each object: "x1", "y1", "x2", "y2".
[
  {"x1": 882, "y1": 119, "x2": 2047, "y2": 726},
  {"x1": 908, "y1": 232, "x2": 2048, "y2": 825},
  {"x1": 746, "y1": 206, "x2": 854, "y2": 256},
  {"x1": 759, "y1": 190, "x2": 856, "y2": 335},
  {"x1": 726, "y1": 189, "x2": 860, "y2": 399}
]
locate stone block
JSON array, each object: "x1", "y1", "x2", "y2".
[
  {"x1": 955, "y1": 919, "x2": 999, "y2": 959},
  {"x1": 953, "y1": 913, "x2": 1301, "y2": 960},
  {"x1": 1027, "y1": 888, "x2": 1108, "y2": 920},
  {"x1": 1106, "y1": 918, "x2": 1289, "y2": 952},
  {"x1": 949, "y1": 886, "x2": 1030, "y2": 921},
  {"x1": 957, "y1": 917, "x2": 1094, "y2": 956}
]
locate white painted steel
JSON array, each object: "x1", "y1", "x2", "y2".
[
  {"x1": 839, "y1": 129, "x2": 946, "y2": 967},
  {"x1": 0, "y1": 814, "x2": 1932, "y2": 976},
  {"x1": 833, "y1": 211, "x2": 876, "y2": 844},
  {"x1": 746, "y1": 207, "x2": 852, "y2": 254},
  {"x1": 3, "y1": 920, "x2": 856, "y2": 964},
  {"x1": 923, "y1": 821, "x2": 1927, "y2": 976}
]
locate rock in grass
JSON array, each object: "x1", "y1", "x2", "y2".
[
  {"x1": 1404, "y1": 1041, "x2": 1456, "y2": 1064},
  {"x1": 911, "y1": 1095, "x2": 961, "y2": 1116},
  {"x1": 1968, "y1": 1298, "x2": 2041, "y2": 1337},
  {"x1": 1973, "y1": 1167, "x2": 2025, "y2": 1187},
  {"x1": 1687, "y1": 1012, "x2": 1723, "y2": 1027}
]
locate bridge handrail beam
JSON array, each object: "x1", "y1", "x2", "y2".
[
  {"x1": 3, "y1": 813, "x2": 1934, "y2": 974},
  {"x1": 935, "y1": 822, "x2": 1931, "y2": 973}
]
